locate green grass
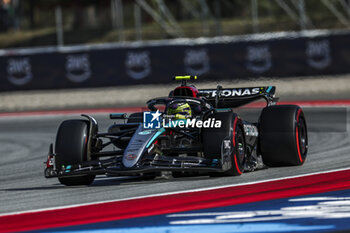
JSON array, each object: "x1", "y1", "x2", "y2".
[
  {"x1": 0, "y1": 15, "x2": 347, "y2": 49},
  {"x1": 0, "y1": 28, "x2": 56, "y2": 48}
]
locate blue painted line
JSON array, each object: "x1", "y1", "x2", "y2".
[
  {"x1": 31, "y1": 189, "x2": 350, "y2": 233},
  {"x1": 44, "y1": 224, "x2": 332, "y2": 233}
]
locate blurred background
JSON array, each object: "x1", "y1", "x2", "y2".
[
  {"x1": 0, "y1": 0, "x2": 350, "y2": 111},
  {"x1": 1, "y1": 0, "x2": 350, "y2": 47}
]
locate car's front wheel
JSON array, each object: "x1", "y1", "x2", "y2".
[{"x1": 55, "y1": 120, "x2": 95, "y2": 186}]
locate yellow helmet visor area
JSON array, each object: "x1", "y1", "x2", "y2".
[{"x1": 167, "y1": 103, "x2": 192, "y2": 119}]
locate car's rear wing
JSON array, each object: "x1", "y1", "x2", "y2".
[{"x1": 198, "y1": 86, "x2": 278, "y2": 108}]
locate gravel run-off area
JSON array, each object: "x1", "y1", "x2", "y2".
[{"x1": 0, "y1": 74, "x2": 349, "y2": 112}]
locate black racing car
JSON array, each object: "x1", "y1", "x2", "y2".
[{"x1": 44, "y1": 76, "x2": 308, "y2": 186}]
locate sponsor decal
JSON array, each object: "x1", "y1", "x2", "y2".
[
  {"x1": 65, "y1": 54, "x2": 91, "y2": 83},
  {"x1": 184, "y1": 48, "x2": 210, "y2": 76},
  {"x1": 125, "y1": 154, "x2": 137, "y2": 161},
  {"x1": 7, "y1": 57, "x2": 33, "y2": 85},
  {"x1": 143, "y1": 110, "x2": 162, "y2": 129},
  {"x1": 138, "y1": 130, "x2": 153, "y2": 135},
  {"x1": 199, "y1": 88, "x2": 260, "y2": 98},
  {"x1": 306, "y1": 39, "x2": 331, "y2": 69},
  {"x1": 125, "y1": 51, "x2": 151, "y2": 79},
  {"x1": 221, "y1": 138, "x2": 233, "y2": 171},
  {"x1": 244, "y1": 124, "x2": 258, "y2": 137},
  {"x1": 143, "y1": 111, "x2": 221, "y2": 129},
  {"x1": 147, "y1": 143, "x2": 155, "y2": 153},
  {"x1": 223, "y1": 139, "x2": 231, "y2": 150},
  {"x1": 246, "y1": 45, "x2": 272, "y2": 73},
  {"x1": 163, "y1": 118, "x2": 221, "y2": 129}
]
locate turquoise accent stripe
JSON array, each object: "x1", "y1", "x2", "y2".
[
  {"x1": 266, "y1": 86, "x2": 272, "y2": 93},
  {"x1": 146, "y1": 128, "x2": 165, "y2": 148},
  {"x1": 215, "y1": 108, "x2": 232, "y2": 112}
]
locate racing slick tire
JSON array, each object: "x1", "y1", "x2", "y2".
[
  {"x1": 259, "y1": 105, "x2": 308, "y2": 166},
  {"x1": 55, "y1": 120, "x2": 95, "y2": 186},
  {"x1": 203, "y1": 111, "x2": 246, "y2": 176}
]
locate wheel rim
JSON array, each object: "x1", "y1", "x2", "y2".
[
  {"x1": 298, "y1": 117, "x2": 308, "y2": 156},
  {"x1": 236, "y1": 127, "x2": 245, "y2": 165}
]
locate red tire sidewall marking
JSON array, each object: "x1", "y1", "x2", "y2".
[
  {"x1": 232, "y1": 117, "x2": 242, "y2": 174},
  {"x1": 296, "y1": 108, "x2": 303, "y2": 163}
]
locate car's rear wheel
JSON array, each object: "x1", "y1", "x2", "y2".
[
  {"x1": 202, "y1": 111, "x2": 246, "y2": 176},
  {"x1": 259, "y1": 105, "x2": 308, "y2": 166},
  {"x1": 55, "y1": 120, "x2": 95, "y2": 186}
]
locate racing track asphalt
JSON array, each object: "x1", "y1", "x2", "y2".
[{"x1": 0, "y1": 106, "x2": 349, "y2": 215}]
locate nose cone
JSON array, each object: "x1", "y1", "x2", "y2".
[{"x1": 122, "y1": 127, "x2": 157, "y2": 168}]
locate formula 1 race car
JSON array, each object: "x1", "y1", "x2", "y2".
[{"x1": 44, "y1": 76, "x2": 308, "y2": 186}]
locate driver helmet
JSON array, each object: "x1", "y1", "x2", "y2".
[{"x1": 167, "y1": 102, "x2": 192, "y2": 120}]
